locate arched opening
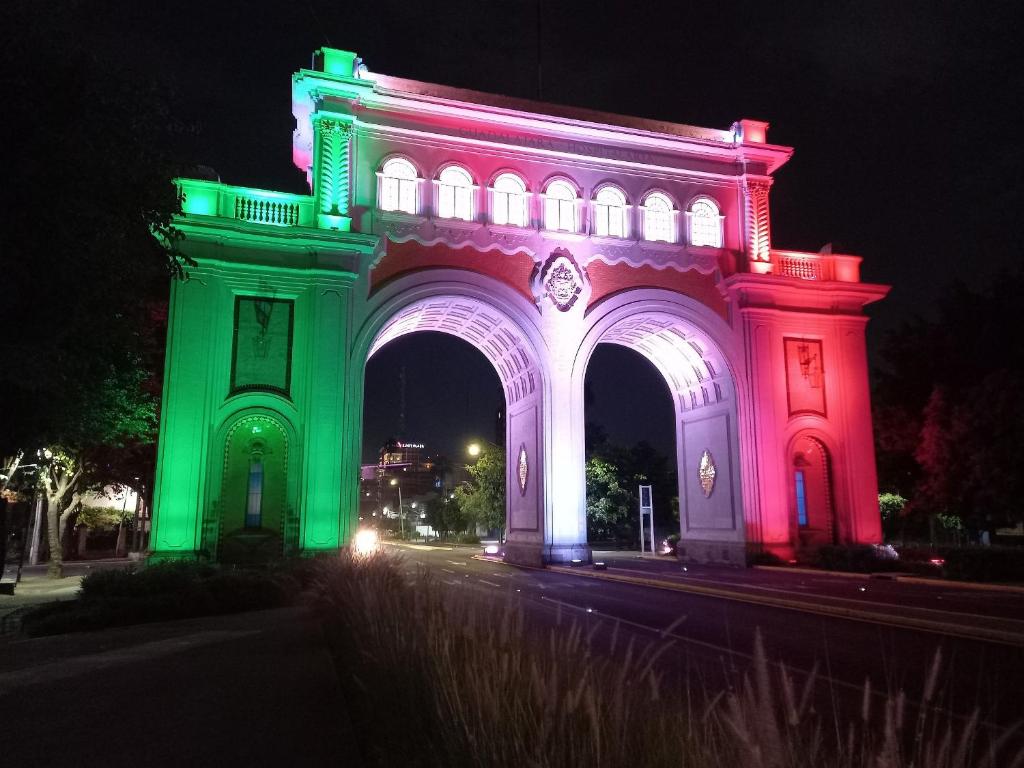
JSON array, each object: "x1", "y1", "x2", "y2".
[
  {"x1": 362, "y1": 332, "x2": 504, "y2": 541},
  {"x1": 583, "y1": 344, "x2": 677, "y2": 550},
  {"x1": 359, "y1": 289, "x2": 547, "y2": 563},
  {"x1": 578, "y1": 298, "x2": 744, "y2": 565},
  {"x1": 215, "y1": 413, "x2": 293, "y2": 564},
  {"x1": 790, "y1": 435, "x2": 835, "y2": 550}
]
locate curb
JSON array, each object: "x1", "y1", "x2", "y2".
[
  {"x1": 473, "y1": 555, "x2": 1023, "y2": 647},
  {"x1": 753, "y1": 565, "x2": 1024, "y2": 594}
]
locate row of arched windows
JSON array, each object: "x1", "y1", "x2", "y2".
[{"x1": 376, "y1": 157, "x2": 724, "y2": 247}]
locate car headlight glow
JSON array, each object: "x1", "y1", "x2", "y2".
[{"x1": 353, "y1": 528, "x2": 379, "y2": 556}]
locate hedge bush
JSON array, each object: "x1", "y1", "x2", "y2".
[
  {"x1": 937, "y1": 546, "x2": 1024, "y2": 582},
  {"x1": 21, "y1": 560, "x2": 305, "y2": 637},
  {"x1": 815, "y1": 545, "x2": 907, "y2": 573}
]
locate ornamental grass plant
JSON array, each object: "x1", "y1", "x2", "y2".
[{"x1": 316, "y1": 551, "x2": 1022, "y2": 768}]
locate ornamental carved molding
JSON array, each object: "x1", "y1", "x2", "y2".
[
  {"x1": 369, "y1": 221, "x2": 728, "y2": 277},
  {"x1": 698, "y1": 449, "x2": 717, "y2": 498},
  {"x1": 590, "y1": 241, "x2": 721, "y2": 275},
  {"x1": 517, "y1": 444, "x2": 529, "y2": 496},
  {"x1": 534, "y1": 248, "x2": 587, "y2": 311},
  {"x1": 743, "y1": 178, "x2": 772, "y2": 263},
  {"x1": 314, "y1": 117, "x2": 353, "y2": 138},
  {"x1": 314, "y1": 117, "x2": 353, "y2": 217}
]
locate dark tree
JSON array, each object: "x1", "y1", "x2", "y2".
[
  {"x1": 0, "y1": 5, "x2": 189, "y2": 571},
  {"x1": 873, "y1": 272, "x2": 1024, "y2": 535},
  {"x1": 0, "y1": 6, "x2": 186, "y2": 458}
]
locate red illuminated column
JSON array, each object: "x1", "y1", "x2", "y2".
[{"x1": 743, "y1": 178, "x2": 773, "y2": 273}]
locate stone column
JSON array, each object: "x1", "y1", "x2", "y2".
[
  {"x1": 312, "y1": 116, "x2": 353, "y2": 231},
  {"x1": 299, "y1": 276, "x2": 354, "y2": 552},
  {"x1": 534, "y1": 248, "x2": 592, "y2": 563},
  {"x1": 150, "y1": 276, "x2": 217, "y2": 559},
  {"x1": 743, "y1": 177, "x2": 773, "y2": 269}
]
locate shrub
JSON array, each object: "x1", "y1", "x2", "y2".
[
  {"x1": 815, "y1": 544, "x2": 906, "y2": 573},
  {"x1": 21, "y1": 560, "x2": 305, "y2": 637},
  {"x1": 747, "y1": 548, "x2": 784, "y2": 566},
  {"x1": 939, "y1": 546, "x2": 1024, "y2": 582}
]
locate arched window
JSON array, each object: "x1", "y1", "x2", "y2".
[
  {"x1": 436, "y1": 165, "x2": 474, "y2": 221},
  {"x1": 688, "y1": 197, "x2": 723, "y2": 248},
  {"x1": 543, "y1": 179, "x2": 578, "y2": 233},
  {"x1": 245, "y1": 451, "x2": 264, "y2": 528},
  {"x1": 491, "y1": 173, "x2": 528, "y2": 227},
  {"x1": 641, "y1": 192, "x2": 674, "y2": 242},
  {"x1": 379, "y1": 157, "x2": 418, "y2": 214},
  {"x1": 593, "y1": 185, "x2": 628, "y2": 238},
  {"x1": 792, "y1": 435, "x2": 835, "y2": 544}
]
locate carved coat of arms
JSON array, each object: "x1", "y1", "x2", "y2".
[
  {"x1": 517, "y1": 445, "x2": 528, "y2": 495},
  {"x1": 535, "y1": 248, "x2": 586, "y2": 311},
  {"x1": 698, "y1": 449, "x2": 716, "y2": 498}
]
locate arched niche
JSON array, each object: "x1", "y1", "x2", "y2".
[
  {"x1": 212, "y1": 412, "x2": 295, "y2": 563},
  {"x1": 790, "y1": 433, "x2": 835, "y2": 551}
]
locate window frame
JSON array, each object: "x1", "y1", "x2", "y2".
[
  {"x1": 592, "y1": 184, "x2": 630, "y2": 239},
  {"x1": 794, "y1": 468, "x2": 808, "y2": 527},
  {"x1": 376, "y1": 156, "x2": 421, "y2": 215},
  {"x1": 434, "y1": 164, "x2": 476, "y2": 222},
  {"x1": 640, "y1": 191, "x2": 677, "y2": 243},
  {"x1": 245, "y1": 454, "x2": 265, "y2": 528},
  {"x1": 489, "y1": 171, "x2": 530, "y2": 228},
  {"x1": 686, "y1": 195, "x2": 724, "y2": 248},
  {"x1": 541, "y1": 178, "x2": 580, "y2": 234}
]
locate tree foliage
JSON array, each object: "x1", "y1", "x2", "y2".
[
  {"x1": 424, "y1": 493, "x2": 467, "y2": 538},
  {"x1": 873, "y1": 272, "x2": 1024, "y2": 533},
  {"x1": 0, "y1": 5, "x2": 186, "y2": 461},
  {"x1": 455, "y1": 445, "x2": 505, "y2": 540},
  {"x1": 585, "y1": 427, "x2": 678, "y2": 541},
  {"x1": 585, "y1": 457, "x2": 634, "y2": 541},
  {"x1": 0, "y1": 5, "x2": 189, "y2": 571}
]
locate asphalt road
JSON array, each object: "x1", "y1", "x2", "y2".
[{"x1": 389, "y1": 543, "x2": 1024, "y2": 736}]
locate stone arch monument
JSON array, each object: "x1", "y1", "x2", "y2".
[{"x1": 150, "y1": 48, "x2": 888, "y2": 565}]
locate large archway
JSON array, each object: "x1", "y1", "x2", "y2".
[
  {"x1": 352, "y1": 273, "x2": 553, "y2": 565},
  {"x1": 583, "y1": 344, "x2": 678, "y2": 548},
  {"x1": 575, "y1": 292, "x2": 747, "y2": 564}
]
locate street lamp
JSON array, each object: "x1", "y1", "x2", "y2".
[
  {"x1": 389, "y1": 477, "x2": 404, "y2": 538},
  {"x1": 467, "y1": 442, "x2": 481, "y2": 458}
]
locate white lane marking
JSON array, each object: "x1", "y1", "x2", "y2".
[
  {"x1": 446, "y1": 560, "x2": 465, "y2": 567},
  {"x1": 441, "y1": 568, "x2": 455, "y2": 575},
  {"x1": 478, "y1": 579, "x2": 502, "y2": 588},
  {"x1": 534, "y1": 593, "x2": 1001, "y2": 732},
  {"x1": 593, "y1": 567, "x2": 1024, "y2": 629}
]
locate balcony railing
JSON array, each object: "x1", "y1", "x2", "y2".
[
  {"x1": 771, "y1": 250, "x2": 862, "y2": 283},
  {"x1": 177, "y1": 178, "x2": 316, "y2": 228}
]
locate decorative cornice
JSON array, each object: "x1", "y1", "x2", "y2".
[{"x1": 370, "y1": 216, "x2": 724, "y2": 276}]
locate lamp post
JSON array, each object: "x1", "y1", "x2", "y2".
[{"x1": 390, "y1": 477, "x2": 404, "y2": 538}]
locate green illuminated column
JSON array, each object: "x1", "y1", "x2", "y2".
[
  {"x1": 313, "y1": 116, "x2": 354, "y2": 231},
  {"x1": 150, "y1": 276, "x2": 216, "y2": 559},
  {"x1": 299, "y1": 274, "x2": 354, "y2": 552}
]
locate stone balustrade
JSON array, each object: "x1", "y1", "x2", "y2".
[{"x1": 177, "y1": 178, "x2": 316, "y2": 228}]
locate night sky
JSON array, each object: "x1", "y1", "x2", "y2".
[{"x1": 51, "y1": 0, "x2": 1022, "y2": 463}]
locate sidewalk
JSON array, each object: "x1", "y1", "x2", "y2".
[
  {"x1": 0, "y1": 606, "x2": 353, "y2": 767},
  {"x1": 0, "y1": 559, "x2": 134, "y2": 633}
]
